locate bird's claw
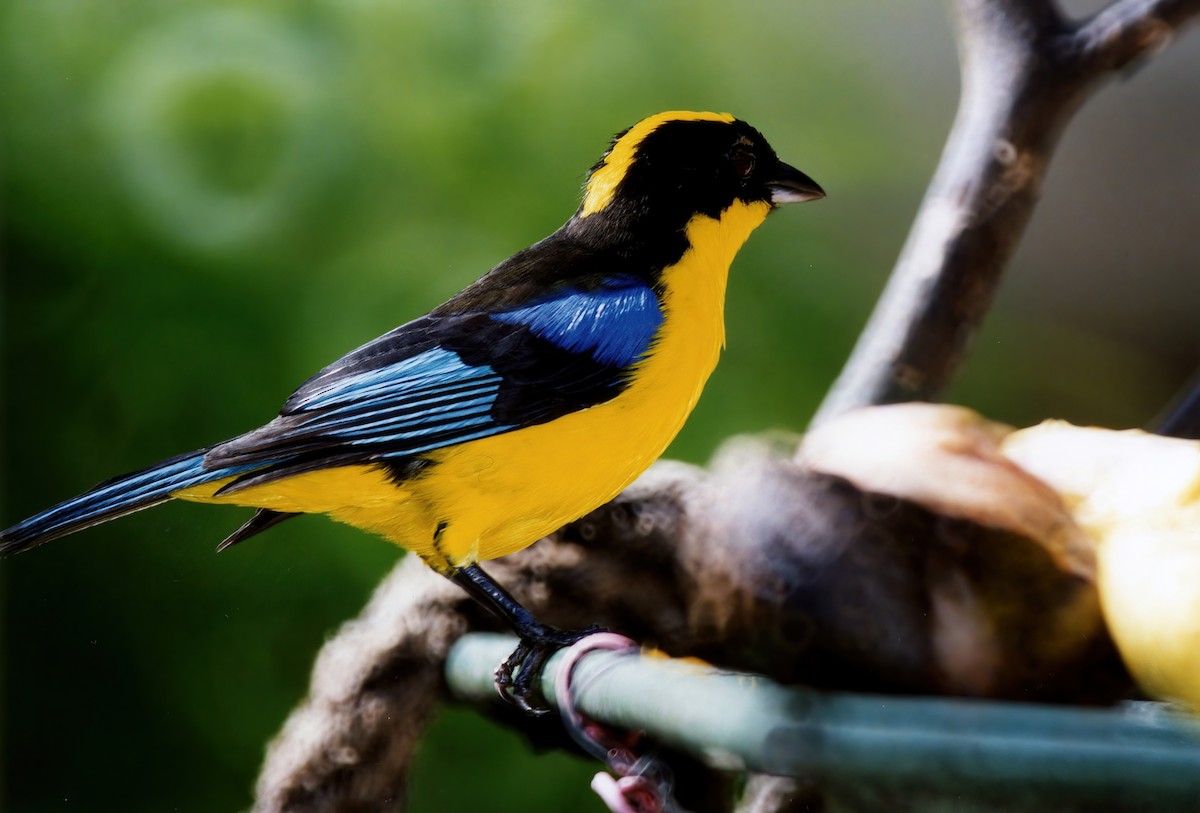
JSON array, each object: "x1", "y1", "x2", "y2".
[{"x1": 494, "y1": 624, "x2": 604, "y2": 714}]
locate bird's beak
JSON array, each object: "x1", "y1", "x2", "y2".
[{"x1": 768, "y1": 161, "x2": 825, "y2": 205}]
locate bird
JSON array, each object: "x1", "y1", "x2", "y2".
[{"x1": 1, "y1": 110, "x2": 824, "y2": 710}]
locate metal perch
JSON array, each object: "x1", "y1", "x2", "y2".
[{"x1": 448, "y1": 633, "x2": 1200, "y2": 810}]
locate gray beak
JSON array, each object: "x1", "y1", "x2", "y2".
[{"x1": 769, "y1": 161, "x2": 825, "y2": 205}]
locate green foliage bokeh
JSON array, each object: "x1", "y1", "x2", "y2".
[{"x1": 2, "y1": 2, "x2": 1194, "y2": 811}]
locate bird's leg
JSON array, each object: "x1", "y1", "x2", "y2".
[{"x1": 449, "y1": 563, "x2": 601, "y2": 715}]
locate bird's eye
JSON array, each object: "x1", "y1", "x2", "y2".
[{"x1": 731, "y1": 147, "x2": 755, "y2": 179}]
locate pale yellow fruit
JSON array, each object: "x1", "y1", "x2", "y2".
[{"x1": 1002, "y1": 422, "x2": 1200, "y2": 708}]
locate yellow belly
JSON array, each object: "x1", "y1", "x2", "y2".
[{"x1": 176, "y1": 201, "x2": 770, "y2": 569}]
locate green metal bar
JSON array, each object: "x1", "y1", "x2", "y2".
[{"x1": 446, "y1": 633, "x2": 1200, "y2": 808}]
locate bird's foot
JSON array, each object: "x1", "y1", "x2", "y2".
[
  {"x1": 446, "y1": 563, "x2": 605, "y2": 713},
  {"x1": 495, "y1": 624, "x2": 604, "y2": 715}
]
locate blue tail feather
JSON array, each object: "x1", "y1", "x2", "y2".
[{"x1": 0, "y1": 449, "x2": 245, "y2": 555}]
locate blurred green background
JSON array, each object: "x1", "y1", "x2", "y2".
[{"x1": 2, "y1": 1, "x2": 1196, "y2": 811}]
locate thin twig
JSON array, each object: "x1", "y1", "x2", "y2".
[
  {"x1": 1072, "y1": 0, "x2": 1200, "y2": 72},
  {"x1": 810, "y1": 0, "x2": 1200, "y2": 427},
  {"x1": 1154, "y1": 367, "x2": 1200, "y2": 438}
]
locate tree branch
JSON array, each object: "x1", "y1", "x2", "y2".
[
  {"x1": 810, "y1": 0, "x2": 1200, "y2": 427},
  {"x1": 1072, "y1": 0, "x2": 1200, "y2": 73},
  {"x1": 252, "y1": 557, "x2": 467, "y2": 812}
]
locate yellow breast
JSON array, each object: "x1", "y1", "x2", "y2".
[
  {"x1": 411, "y1": 200, "x2": 772, "y2": 566},
  {"x1": 177, "y1": 200, "x2": 771, "y2": 570}
]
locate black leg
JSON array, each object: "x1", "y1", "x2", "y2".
[{"x1": 450, "y1": 563, "x2": 600, "y2": 715}]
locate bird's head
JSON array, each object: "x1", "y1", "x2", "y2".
[{"x1": 577, "y1": 111, "x2": 825, "y2": 227}]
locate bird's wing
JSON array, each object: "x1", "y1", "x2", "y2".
[{"x1": 204, "y1": 275, "x2": 662, "y2": 491}]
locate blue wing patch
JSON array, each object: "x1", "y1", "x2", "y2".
[{"x1": 490, "y1": 277, "x2": 663, "y2": 368}]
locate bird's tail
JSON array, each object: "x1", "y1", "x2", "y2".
[{"x1": 0, "y1": 448, "x2": 239, "y2": 555}]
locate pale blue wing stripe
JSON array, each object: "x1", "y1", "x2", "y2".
[
  {"x1": 367, "y1": 424, "x2": 516, "y2": 453},
  {"x1": 299, "y1": 347, "x2": 493, "y2": 410},
  {"x1": 326, "y1": 395, "x2": 498, "y2": 439},
  {"x1": 317, "y1": 379, "x2": 500, "y2": 423}
]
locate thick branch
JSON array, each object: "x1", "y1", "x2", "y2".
[
  {"x1": 252, "y1": 557, "x2": 467, "y2": 812},
  {"x1": 810, "y1": 0, "x2": 1200, "y2": 427}
]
